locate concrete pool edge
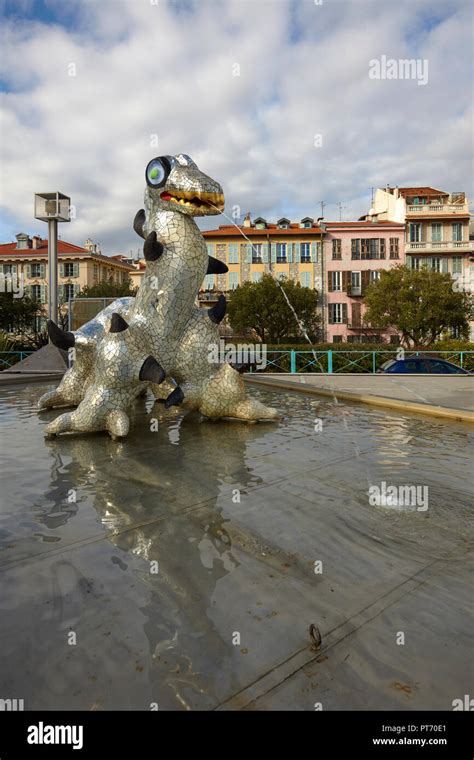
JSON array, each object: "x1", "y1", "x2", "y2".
[{"x1": 245, "y1": 375, "x2": 474, "y2": 424}]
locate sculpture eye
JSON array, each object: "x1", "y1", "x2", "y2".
[{"x1": 145, "y1": 157, "x2": 170, "y2": 188}]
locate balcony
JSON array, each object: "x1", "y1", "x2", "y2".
[
  {"x1": 406, "y1": 203, "x2": 469, "y2": 215},
  {"x1": 406, "y1": 241, "x2": 470, "y2": 252}
]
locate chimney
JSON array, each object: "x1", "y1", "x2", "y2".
[
  {"x1": 394, "y1": 186, "x2": 399, "y2": 200},
  {"x1": 31, "y1": 235, "x2": 42, "y2": 249},
  {"x1": 243, "y1": 212, "x2": 251, "y2": 228}
]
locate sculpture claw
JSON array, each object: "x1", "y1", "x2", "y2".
[
  {"x1": 144, "y1": 231, "x2": 164, "y2": 261},
  {"x1": 164, "y1": 386, "x2": 184, "y2": 409},
  {"x1": 208, "y1": 294, "x2": 226, "y2": 324},
  {"x1": 47, "y1": 320, "x2": 75, "y2": 350}
]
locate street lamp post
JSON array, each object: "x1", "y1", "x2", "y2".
[{"x1": 34, "y1": 192, "x2": 70, "y2": 329}]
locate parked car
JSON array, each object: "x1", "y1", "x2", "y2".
[{"x1": 378, "y1": 355, "x2": 470, "y2": 375}]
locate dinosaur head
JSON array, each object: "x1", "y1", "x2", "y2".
[{"x1": 144, "y1": 154, "x2": 224, "y2": 217}]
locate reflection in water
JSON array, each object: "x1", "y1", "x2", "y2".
[
  {"x1": 0, "y1": 383, "x2": 472, "y2": 710},
  {"x1": 42, "y1": 403, "x2": 272, "y2": 708}
]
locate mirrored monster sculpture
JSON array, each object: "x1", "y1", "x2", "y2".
[{"x1": 39, "y1": 154, "x2": 279, "y2": 438}]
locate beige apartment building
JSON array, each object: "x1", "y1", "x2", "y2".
[
  {"x1": 0, "y1": 233, "x2": 135, "y2": 328},
  {"x1": 200, "y1": 215, "x2": 324, "y2": 317}
]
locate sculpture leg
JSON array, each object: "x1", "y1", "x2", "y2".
[{"x1": 105, "y1": 410, "x2": 130, "y2": 440}]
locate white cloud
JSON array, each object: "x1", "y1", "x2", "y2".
[{"x1": 0, "y1": 0, "x2": 472, "y2": 254}]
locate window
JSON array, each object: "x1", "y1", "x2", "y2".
[
  {"x1": 389, "y1": 238, "x2": 399, "y2": 259},
  {"x1": 251, "y1": 243, "x2": 262, "y2": 263},
  {"x1": 389, "y1": 335, "x2": 400, "y2": 345},
  {"x1": 203, "y1": 274, "x2": 215, "y2": 290},
  {"x1": 206, "y1": 243, "x2": 214, "y2": 256},
  {"x1": 332, "y1": 335, "x2": 343, "y2": 343},
  {"x1": 228, "y1": 272, "x2": 239, "y2": 289},
  {"x1": 276, "y1": 243, "x2": 287, "y2": 262},
  {"x1": 252, "y1": 271, "x2": 262, "y2": 283},
  {"x1": 332, "y1": 239, "x2": 342, "y2": 259},
  {"x1": 300, "y1": 271, "x2": 311, "y2": 288},
  {"x1": 300, "y1": 242, "x2": 311, "y2": 262},
  {"x1": 410, "y1": 257, "x2": 422, "y2": 270},
  {"x1": 351, "y1": 271, "x2": 361, "y2": 293},
  {"x1": 431, "y1": 223, "x2": 442, "y2": 242},
  {"x1": 370, "y1": 271, "x2": 380, "y2": 283},
  {"x1": 369, "y1": 239, "x2": 379, "y2": 259},
  {"x1": 427, "y1": 256, "x2": 448, "y2": 272},
  {"x1": 328, "y1": 303, "x2": 347, "y2": 324},
  {"x1": 351, "y1": 239, "x2": 360, "y2": 260},
  {"x1": 228, "y1": 243, "x2": 238, "y2": 264},
  {"x1": 331, "y1": 271, "x2": 342, "y2": 291},
  {"x1": 93, "y1": 263, "x2": 98, "y2": 279},
  {"x1": 31, "y1": 284, "x2": 41, "y2": 300},
  {"x1": 64, "y1": 262, "x2": 75, "y2": 277},
  {"x1": 409, "y1": 223, "x2": 422, "y2": 243},
  {"x1": 3, "y1": 264, "x2": 13, "y2": 274},
  {"x1": 452, "y1": 256, "x2": 463, "y2": 275},
  {"x1": 452, "y1": 222, "x2": 462, "y2": 242},
  {"x1": 31, "y1": 263, "x2": 42, "y2": 278},
  {"x1": 64, "y1": 284, "x2": 75, "y2": 301}
]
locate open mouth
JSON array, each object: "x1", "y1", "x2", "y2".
[{"x1": 160, "y1": 190, "x2": 224, "y2": 211}]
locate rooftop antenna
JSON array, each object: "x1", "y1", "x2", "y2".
[
  {"x1": 318, "y1": 201, "x2": 326, "y2": 218},
  {"x1": 336, "y1": 202, "x2": 346, "y2": 221}
]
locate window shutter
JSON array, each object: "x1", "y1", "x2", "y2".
[
  {"x1": 287, "y1": 243, "x2": 293, "y2": 263},
  {"x1": 342, "y1": 271, "x2": 349, "y2": 292},
  {"x1": 40, "y1": 264, "x2": 45, "y2": 278},
  {"x1": 327, "y1": 271, "x2": 333, "y2": 292},
  {"x1": 40, "y1": 284, "x2": 46, "y2": 303},
  {"x1": 311, "y1": 242, "x2": 317, "y2": 263},
  {"x1": 207, "y1": 243, "x2": 214, "y2": 256},
  {"x1": 59, "y1": 263, "x2": 65, "y2": 277},
  {"x1": 441, "y1": 258, "x2": 448, "y2": 273},
  {"x1": 271, "y1": 243, "x2": 276, "y2": 263},
  {"x1": 294, "y1": 243, "x2": 300, "y2": 263},
  {"x1": 0, "y1": 264, "x2": 3, "y2": 274},
  {"x1": 59, "y1": 284, "x2": 65, "y2": 300},
  {"x1": 380, "y1": 239, "x2": 386, "y2": 259},
  {"x1": 74, "y1": 284, "x2": 81, "y2": 295},
  {"x1": 361, "y1": 270, "x2": 370, "y2": 293},
  {"x1": 73, "y1": 262, "x2": 79, "y2": 277},
  {"x1": 342, "y1": 303, "x2": 348, "y2": 324},
  {"x1": 24, "y1": 284, "x2": 31, "y2": 296},
  {"x1": 262, "y1": 243, "x2": 269, "y2": 263}
]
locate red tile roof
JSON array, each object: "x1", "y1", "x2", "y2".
[
  {"x1": 389, "y1": 187, "x2": 447, "y2": 197},
  {"x1": 203, "y1": 222, "x2": 324, "y2": 237},
  {"x1": 0, "y1": 239, "x2": 88, "y2": 255},
  {"x1": 0, "y1": 239, "x2": 135, "y2": 268}
]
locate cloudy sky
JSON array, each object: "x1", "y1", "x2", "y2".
[{"x1": 0, "y1": 0, "x2": 472, "y2": 257}]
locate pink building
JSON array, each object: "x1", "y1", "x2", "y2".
[{"x1": 324, "y1": 220, "x2": 405, "y2": 343}]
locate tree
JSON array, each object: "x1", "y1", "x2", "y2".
[
  {"x1": 227, "y1": 273, "x2": 320, "y2": 343},
  {"x1": 0, "y1": 292, "x2": 45, "y2": 347},
  {"x1": 363, "y1": 265, "x2": 472, "y2": 347},
  {"x1": 78, "y1": 281, "x2": 137, "y2": 298}
]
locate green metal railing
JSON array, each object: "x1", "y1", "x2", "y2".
[
  {"x1": 253, "y1": 350, "x2": 474, "y2": 374},
  {"x1": 0, "y1": 351, "x2": 34, "y2": 369},
  {"x1": 1, "y1": 349, "x2": 472, "y2": 374}
]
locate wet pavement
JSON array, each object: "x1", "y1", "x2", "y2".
[{"x1": 0, "y1": 382, "x2": 472, "y2": 710}]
